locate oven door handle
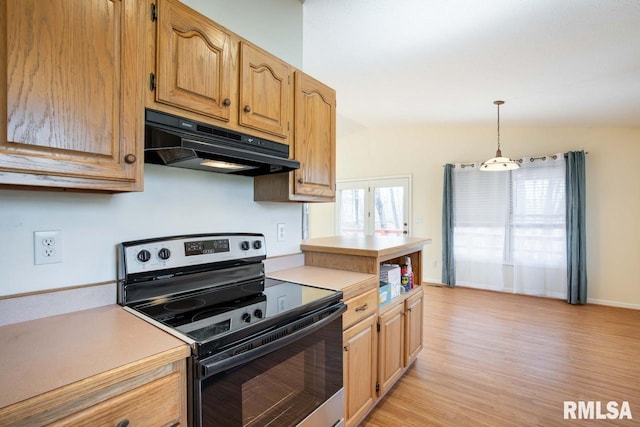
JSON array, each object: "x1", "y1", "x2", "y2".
[{"x1": 200, "y1": 302, "x2": 346, "y2": 379}]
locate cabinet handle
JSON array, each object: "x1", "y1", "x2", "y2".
[
  {"x1": 297, "y1": 178, "x2": 303, "y2": 184},
  {"x1": 124, "y1": 154, "x2": 137, "y2": 164},
  {"x1": 223, "y1": 98, "x2": 231, "y2": 107},
  {"x1": 355, "y1": 303, "x2": 369, "y2": 312},
  {"x1": 243, "y1": 105, "x2": 251, "y2": 113},
  {"x1": 343, "y1": 344, "x2": 350, "y2": 352},
  {"x1": 116, "y1": 420, "x2": 130, "y2": 427}
]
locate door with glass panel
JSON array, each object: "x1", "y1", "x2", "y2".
[{"x1": 336, "y1": 177, "x2": 411, "y2": 237}]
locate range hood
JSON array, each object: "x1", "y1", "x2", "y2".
[{"x1": 144, "y1": 109, "x2": 300, "y2": 176}]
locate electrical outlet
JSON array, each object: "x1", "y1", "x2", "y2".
[
  {"x1": 34, "y1": 230, "x2": 63, "y2": 265},
  {"x1": 277, "y1": 223, "x2": 286, "y2": 242}
]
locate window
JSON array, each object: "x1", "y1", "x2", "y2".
[
  {"x1": 452, "y1": 156, "x2": 567, "y2": 298},
  {"x1": 336, "y1": 177, "x2": 411, "y2": 237}
]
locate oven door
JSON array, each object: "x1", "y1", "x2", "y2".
[{"x1": 194, "y1": 303, "x2": 346, "y2": 427}]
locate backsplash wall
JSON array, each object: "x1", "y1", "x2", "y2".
[{"x1": 0, "y1": 165, "x2": 303, "y2": 296}]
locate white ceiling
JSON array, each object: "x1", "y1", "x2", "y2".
[{"x1": 301, "y1": 0, "x2": 640, "y2": 130}]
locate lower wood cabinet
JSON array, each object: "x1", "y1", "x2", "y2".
[
  {"x1": 342, "y1": 286, "x2": 424, "y2": 426},
  {"x1": 343, "y1": 314, "x2": 377, "y2": 427},
  {"x1": 378, "y1": 288, "x2": 424, "y2": 395},
  {"x1": 1, "y1": 358, "x2": 187, "y2": 426},
  {"x1": 53, "y1": 369, "x2": 184, "y2": 427},
  {"x1": 405, "y1": 290, "x2": 424, "y2": 366},
  {"x1": 378, "y1": 289, "x2": 424, "y2": 395},
  {"x1": 378, "y1": 302, "x2": 406, "y2": 395}
]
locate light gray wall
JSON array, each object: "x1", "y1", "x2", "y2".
[
  {"x1": 182, "y1": 0, "x2": 303, "y2": 68},
  {"x1": 0, "y1": 0, "x2": 304, "y2": 297}
]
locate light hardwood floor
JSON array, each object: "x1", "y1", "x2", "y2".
[{"x1": 362, "y1": 285, "x2": 640, "y2": 427}]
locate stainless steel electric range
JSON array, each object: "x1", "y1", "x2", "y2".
[{"x1": 118, "y1": 233, "x2": 345, "y2": 427}]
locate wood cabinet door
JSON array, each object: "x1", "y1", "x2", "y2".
[
  {"x1": 293, "y1": 71, "x2": 336, "y2": 200},
  {"x1": 404, "y1": 289, "x2": 424, "y2": 366},
  {"x1": 378, "y1": 302, "x2": 405, "y2": 394},
  {"x1": 343, "y1": 314, "x2": 377, "y2": 427},
  {"x1": 1, "y1": 0, "x2": 145, "y2": 191},
  {"x1": 155, "y1": 0, "x2": 233, "y2": 122},
  {"x1": 239, "y1": 42, "x2": 290, "y2": 139}
]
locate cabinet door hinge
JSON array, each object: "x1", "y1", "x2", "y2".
[
  {"x1": 149, "y1": 73, "x2": 156, "y2": 91},
  {"x1": 150, "y1": 3, "x2": 158, "y2": 21},
  {"x1": 375, "y1": 382, "x2": 380, "y2": 393}
]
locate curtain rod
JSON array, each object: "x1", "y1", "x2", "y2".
[{"x1": 444, "y1": 151, "x2": 589, "y2": 167}]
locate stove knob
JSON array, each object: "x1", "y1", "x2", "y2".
[
  {"x1": 137, "y1": 250, "x2": 151, "y2": 263},
  {"x1": 240, "y1": 241, "x2": 250, "y2": 251},
  {"x1": 253, "y1": 309, "x2": 263, "y2": 319},
  {"x1": 252, "y1": 240, "x2": 262, "y2": 250},
  {"x1": 158, "y1": 248, "x2": 171, "y2": 260},
  {"x1": 241, "y1": 312, "x2": 251, "y2": 323}
]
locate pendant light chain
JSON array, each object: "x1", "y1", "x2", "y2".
[
  {"x1": 496, "y1": 102, "x2": 501, "y2": 152},
  {"x1": 481, "y1": 99, "x2": 517, "y2": 171}
]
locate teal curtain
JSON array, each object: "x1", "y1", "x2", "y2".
[
  {"x1": 442, "y1": 164, "x2": 455, "y2": 286},
  {"x1": 566, "y1": 151, "x2": 587, "y2": 304}
]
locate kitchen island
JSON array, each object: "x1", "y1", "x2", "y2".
[{"x1": 272, "y1": 235, "x2": 432, "y2": 427}]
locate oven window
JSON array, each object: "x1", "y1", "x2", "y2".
[{"x1": 199, "y1": 315, "x2": 343, "y2": 427}]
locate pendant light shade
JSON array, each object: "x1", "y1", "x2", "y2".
[{"x1": 481, "y1": 100, "x2": 519, "y2": 171}]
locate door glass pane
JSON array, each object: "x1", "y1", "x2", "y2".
[
  {"x1": 338, "y1": 188, "x2": 365, "y2": 236},
  {"x1": 374, "y1": 186, "x2": 404, "y2": 236}
]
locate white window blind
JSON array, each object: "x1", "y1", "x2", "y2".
[{"x1": 452, "y1": 155, "x2": 567, "y2": 298}]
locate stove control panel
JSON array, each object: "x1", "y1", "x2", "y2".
[
  {"x1": 121, "y1": 233, "x2": 267, "y2": 276},
  {"x1": 176, "y1": 299, "x2": 268, "y2": 340}
]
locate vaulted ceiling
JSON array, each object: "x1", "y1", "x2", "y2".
[{"x1": 302, "y1": 0, "x2": 640, "y2": 130}]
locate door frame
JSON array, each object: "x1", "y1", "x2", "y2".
[{"x1": 334, "y1": 175, "x2": 412, "y2": 237}]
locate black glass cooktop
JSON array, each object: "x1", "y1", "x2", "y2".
[{"x1": 132, "y1": 278, "x2": 341, "y2": 347}]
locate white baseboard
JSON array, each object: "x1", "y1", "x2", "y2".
[
  {"x1": 422, "y1": 280, "x2": 640, "y2": 310},
  {"x1": 587, "y1": 298, "x2": 640, "y2": 310}
]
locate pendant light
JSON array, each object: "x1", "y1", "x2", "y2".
[{"x1": 481, "y1": 100, "x2": 519, "y2": 171}]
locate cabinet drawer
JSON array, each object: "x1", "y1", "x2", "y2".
[
  {"x1": 51, "y1": 371, "x2": 183, "y2": 427},
  {"x1": 343, "y1": 289, "x2": 377, "y2": 330}
]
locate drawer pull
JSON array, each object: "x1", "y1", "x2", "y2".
[
  {"x1": 116, "y1": 420, "x2": 130, "y2": 427},
  {"x1": 355, "y1": 303, "x2": 369, "y2": 312}
]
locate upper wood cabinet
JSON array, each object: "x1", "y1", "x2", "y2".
[
  {"x1": 0, "y1": 0, "x2": 146, "y2": 192},
  {"x1": 148, "y1": 0, "x2": 292, "y2": 144},
  {"x1": 239, "y1": 42, "x2": 291, "y2": 139},
  {"x1": 154, "y1": 0, "x2": 234, "y2": 122},
  {"x1": 254, "y1": 71, "x2": 336, "y2": 202},
  {"x1": 293, "y1": 71, "x2": 336, "y2": 199}
]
